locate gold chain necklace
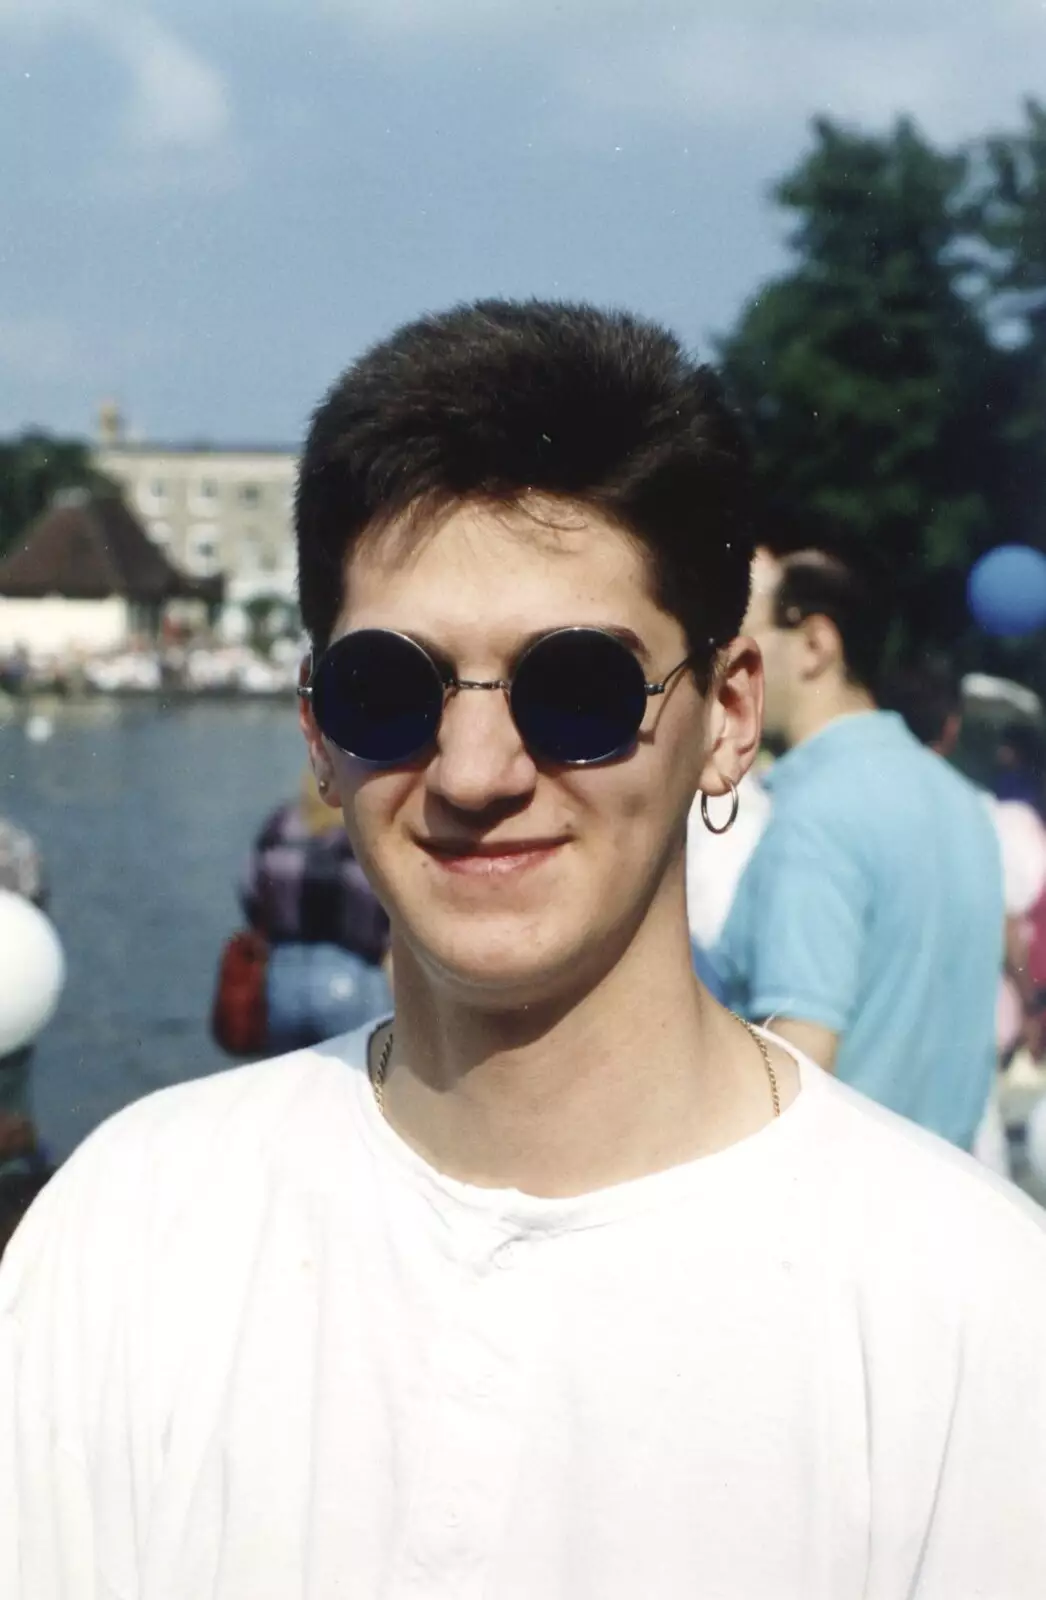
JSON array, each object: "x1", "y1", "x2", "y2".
[{"x1": 369, "y1": 1015, "x2": 780, "y2": 1120}]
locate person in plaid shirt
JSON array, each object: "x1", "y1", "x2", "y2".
[{"x1": 240, "y1": 768, "x2": 391, "y2": 1051}]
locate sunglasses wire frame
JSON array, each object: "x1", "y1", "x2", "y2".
[{"x1": 298, "y1": 629, "x2": 692, "y2": 764}]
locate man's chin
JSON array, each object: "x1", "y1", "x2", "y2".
[{"x1": 407, "y1": 929, "x2": 589, "y2": 1009}]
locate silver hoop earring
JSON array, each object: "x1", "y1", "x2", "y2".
[{"x1": 700, "y1": 779, "x2": 739, "y2": 836}]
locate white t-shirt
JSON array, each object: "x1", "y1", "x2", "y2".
[{"x1": 3, "y1": 1024, "x2": 1046, "y2": 1599}]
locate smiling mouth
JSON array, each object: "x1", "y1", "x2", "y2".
[{"x1": 420, "y1": 840, "x2": 567, "y2": 876}]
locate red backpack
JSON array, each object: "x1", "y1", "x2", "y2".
[{"x1": 211, "y1": 930, "x2": 269, "y2": 1056}]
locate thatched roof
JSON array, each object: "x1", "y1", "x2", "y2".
[{"x1": 0, "y1": 494, "x2": 222, "y2": 604}]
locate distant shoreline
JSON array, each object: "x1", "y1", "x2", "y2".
[{"x1": 0, "y1": 684, "x2": 298, "y2": 709}]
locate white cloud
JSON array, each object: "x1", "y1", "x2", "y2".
[
  {"x1": 572, "y1": 5, "x2": 1046, "y2": 143},
  {"x1": 319, "y1": 0, "x2": 1045, "y2": 143},
  {"x1": 316, "y1": 0, "x2": 677, "y2": 41},
  {"x1": 0, "y1": 0, "x2": 233, "y2": 161},
  {"x1": 99, "y1": 13, "x2": 231, "y2": 151}
]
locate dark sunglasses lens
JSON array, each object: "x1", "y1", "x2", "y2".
[
  {"x1": 312, "y1": 631, "x2": 443, "y2": 763},
  {"x1": 511, "y1": 630, "x2": 648, "y2": 763}
]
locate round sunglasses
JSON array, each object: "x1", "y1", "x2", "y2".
[{"x1": 299, "y1": 626, "x2": 691, "y2": 767}]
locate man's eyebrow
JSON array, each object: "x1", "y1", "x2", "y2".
[
  {"x1": 399, "y1": 624, "x2": 653, "y2": 669},
  {"x1": 515, "y1": 624, "x2": 652, "y2": 663}
]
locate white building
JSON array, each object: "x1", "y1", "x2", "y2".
[
  {"x1": 0, "y1": 491, "x2": 221, "y2": 659},
  {"x1": 93, "y1": 404, "x2": 299, "y2": 634}
]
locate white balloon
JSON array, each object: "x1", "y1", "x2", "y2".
[{"x1": 0, "y1": 889, "x2": 66, "y2": 1054}]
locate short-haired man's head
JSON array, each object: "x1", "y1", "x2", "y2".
[
  {"x1": 296, "y1": 299, "x2": 754, "y2": 689},
  {"x1": 770, "y1": 547, "x2": 892, "y2": 695}
]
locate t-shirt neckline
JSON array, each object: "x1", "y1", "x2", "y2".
[{"x1": 340, "y1": 1019, "x2": 823, "y2": 1240}]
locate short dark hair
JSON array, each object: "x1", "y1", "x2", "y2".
[
  {"x1": 296, "y1": 299, "x2": 754, "y2": 686},
  {"x1": 880, "y1": 660, "x2": 961, "y2": 747},
  {"x1": 772, "y1": 546, "x2": 893, "y2": 694}
]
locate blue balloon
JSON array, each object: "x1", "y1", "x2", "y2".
[{"x1": 967, "y1": 545, "x2": 1046, "y2": 637}]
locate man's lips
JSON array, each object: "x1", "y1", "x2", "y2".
[{"x1": 418, "y1": 838, "x2": 568, "y2": 875}]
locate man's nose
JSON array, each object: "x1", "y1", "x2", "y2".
[{"x1": 425, "y1": 684, "x2": 537, "y2": 813}]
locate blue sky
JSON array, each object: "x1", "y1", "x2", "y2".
[{"x1": 0, "y1": 0, "x2": 1043, "y2": 447}]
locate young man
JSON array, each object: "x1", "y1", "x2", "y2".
[
  {"x1": 2, "y1": 302, "x2": 1046, "y2": 1598},
  {"x1": 714, "y1": 545, "x2": 1006, "y2": 1152}
]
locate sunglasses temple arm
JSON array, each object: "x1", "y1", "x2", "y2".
[
  {"x1": 298, "y1": 646, "x2": 317, "y2": 700},
  {"x1": 645, "y1": 654, "x2": 693, "y2": 695}
]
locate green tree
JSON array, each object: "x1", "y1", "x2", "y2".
[
  {"x1": 242, "y1": 594, "x2": 299, "y2": 655},
  {"x1": 974, "y1": 99, "x2": 1046, "y2": 547},
  {"x1": 0, "y1": 430, "x2": 111, "y2": 560},
  {"x1": 720, "y1": 117, "x2": 1008, "y2": 647}
]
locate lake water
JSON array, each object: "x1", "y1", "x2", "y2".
[
  {"x1": 4, "y1": 697, "x2": 1046, "y2": 1204},
  {"x1": 1, "y1": 698, "x2": 305, "y2": 1158}
]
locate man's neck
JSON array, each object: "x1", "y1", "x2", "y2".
[
  {"x1": 373, "y1": 885, "x2": 797, "y2": 1198},
  {"x1": 785, "y1": 678, "x2": 877, "y2": 752}
]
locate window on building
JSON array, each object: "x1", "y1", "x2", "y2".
[
  {"x1": 199, "y1": 478, "x2": 218, "y2": 500},
  {"x1": 188, "y1": 523, "x2": 222, "y2": 576},
  {"x1": 239, "y1": 482, "x2": 261, "y2": 507},
  {"x1": 137, "y1": 479, "x2": 168, "y2": 516},
  {"x1": 239, "y1": 530, "x2": 261, "y2": 570}
]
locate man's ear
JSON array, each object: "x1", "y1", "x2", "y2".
[
  {"x1": 697, "y1": 637, "x2": 763, "y2": 797},
  {"x1": 797, "y1": 613, "x2": 842, "y2": 681},
  {"x1": 298, "y1": 655, "x2": 340, "y2": 808}
]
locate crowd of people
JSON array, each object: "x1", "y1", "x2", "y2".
[{"x1": 3, "y1": 297, "x2": 1046, "y2": 1592}]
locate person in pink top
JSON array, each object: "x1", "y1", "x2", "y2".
[{"x1": 884, "y1": 661, "x2": 1046, "y2": 1171}]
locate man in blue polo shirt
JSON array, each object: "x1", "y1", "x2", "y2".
[{"x1": 714, "y1": 547, "x2": 1004, "y2": 1149}]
